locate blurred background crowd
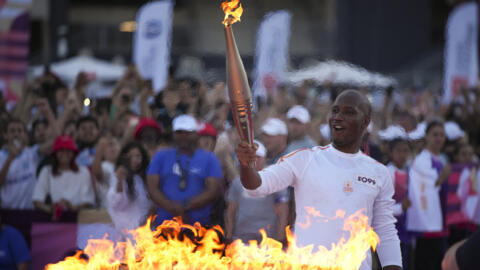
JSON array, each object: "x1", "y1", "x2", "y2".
[
  {"x1": 0, "y1": 62, "x2": 479, "y2": 269},
  {"x1": 0, "y1": 0, "x2": 479, "y2": 269}
]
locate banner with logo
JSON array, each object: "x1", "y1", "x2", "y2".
[
  {"x1": 252, "y1": 10, "x2": 291, "y2": 106},
  {"x1": 133, "y1": 0, "x2": 174, "y2": 92},
  {"x1": 443, "y1": 2, "x2": 478, "y2": 104},
  {"x1": 0, "y1": 0, "x2": 33, "y2": 107}
]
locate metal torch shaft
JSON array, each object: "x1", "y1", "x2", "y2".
[{"x1": 224, "y1": 25, "x2": 255, "y2": 168}]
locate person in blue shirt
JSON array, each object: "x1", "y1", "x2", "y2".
[
  {"x1": 0, "y1": 215, "x2": 30, "y2": 270},
  {"x1": 147, "y1": 115, "x2": 222, "y2": 226}
]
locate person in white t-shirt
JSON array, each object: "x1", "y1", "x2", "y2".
[
  {"x1": 0, "y1": 99, "x2": 58, "y2": 209},
  {"x1": 235, "y1": 90, "x2": 402, "y2": 270},
  {"x1": 406, "y1": 120, "x2": 451, "y2": 270},
  {"x1": 106, "y1": 141, "x2": 152, "y2": 231},
  {"x1": 33, "y1": 135, "x2": 95, "y2": 219}
]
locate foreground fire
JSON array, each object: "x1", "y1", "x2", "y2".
[{"x1": 46, "y1": 209, "x2": 378, "y2": 270}]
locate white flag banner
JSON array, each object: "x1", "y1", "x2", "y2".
[
  {"x1": 133, "y1": 0, "x2": 174, "y2": 92},
  {"x1": 443, "y1": 2, "x2": 478, "y2": 104},
  {"x1": 252, "y1": 10, "x2": 292, "y2": 105}
]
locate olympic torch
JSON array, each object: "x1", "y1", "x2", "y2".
[{"x1": 221, "y1": 0, "x2": 255, "y2": 167}]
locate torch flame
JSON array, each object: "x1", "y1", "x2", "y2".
[
  {"x1": 221, "y1": 0, "x2": 243, "y2": 26},
  {"x1": 46, "y1": 210, "x2": 379, "y2": 270}
]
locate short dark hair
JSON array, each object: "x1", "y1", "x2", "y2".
[
  {"x1": 426, "y1": 119, "x2": 444, "y2": 135},
  {"x1": 5, "y1": 117, "x2": 27, "y2": 133},
  {"x1": 389, "y1": 138, "x2": 410, "y2": 152},
  {"x1": 32, "y1": 118, "x2": 48, "y2": 132},
  {"x1": 76, "y1": 115, "x2": 99, "y2": 129}
]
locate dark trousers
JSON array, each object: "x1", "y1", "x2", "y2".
[
  {"x1": 400, "y1": 242, "x2": 414, "y2": 270},
  {"x1": 414, "y1": 237, "x2": 445, "y2": 270}
]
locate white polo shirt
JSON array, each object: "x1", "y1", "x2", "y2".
[{"x1": 247, "y1": 144, "x2": 402, "y2": 270}]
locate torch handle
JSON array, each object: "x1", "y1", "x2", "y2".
[
  {"x1": 224, "y1": 25, "x2": 256, "y2": 169},
  {"x1": 230, "y1": 100, "x2": 255, "y2": 169}
]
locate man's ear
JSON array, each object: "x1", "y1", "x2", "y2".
[{"x1": 362, "y1": 116, "x2": 371, "y2": 130}]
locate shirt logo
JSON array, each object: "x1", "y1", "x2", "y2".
[
  {"x1": 190, "y1": 167, "x2": 201, "y2": 175},
  {"x1": 172, "y1": 163, "x2": 181, "y2": 176},
  {"x1": 343, "y1": 181, "x2": 354, "y2": 195},
  {"x1": 357, "y1": 176, "x2": 377, "y2": 186}
]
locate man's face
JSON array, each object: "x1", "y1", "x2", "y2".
[
  {"x1": 162, "y1": 91, "x2": 180, "y2": 109},
  {"x1": 77, "y1": 121, "x2": 99, "y2": 144},
  {"x1": 34, "y1": 122, "x2": 48, "y2": 144},
  {"x1": 287, "y1": 118, "x2": 307, "y2": 141},
  {"x1": 173, "y1": 130, "x2": 197, "y2": 150},
  {"x1": 5, "y1": 122, "x2": 27, "y2": 146},
  {"x1": 55, "y1": 88, "x2": 68, "y2": 105},
  {"x1": 139, "y1": 127, "x2": 160, "y2": 146},
  {"x1": 198, "y1": 136, "x2": 216, "y2": 152},
  {"x1": 262, "y1": 134, "x2": 287, "y2": 156},
  {"x1": 328, "y1": 95, "x2": 368, "y2": 148}
]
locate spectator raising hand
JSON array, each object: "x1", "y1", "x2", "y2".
[
  {"x1": 106, "y1": 142, "x2": 152, "y2": 231},
  {"x1": 91, "y1": 135, "x2": 120, "y2": 208}
]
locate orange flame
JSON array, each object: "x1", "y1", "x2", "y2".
[
  {"x1": 221, "y1": 0, "x2": 243, "y2": 26},
  {"x1": 46, "y1": 210, "x2": 379, "y2": 270}
]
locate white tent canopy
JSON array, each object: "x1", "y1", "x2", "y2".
[
  {"x1": 284, "y1": 60, "x2": 397, "y2": 89},
  {"x1": 32, "y1": 55, "x2": 126, "y2": 82}
]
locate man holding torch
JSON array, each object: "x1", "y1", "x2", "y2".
[
  {"x1": 221, "y1": 1, "x2": 401, "y2": 268},
  {"x1": 235, "y1": 90, "x2": 403, "y2": 270}
]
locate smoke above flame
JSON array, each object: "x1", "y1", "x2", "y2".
[
  {"x1": 221, "y1": 0, "x2": 243, "y2": 26},
  {"x1": 46, "y1": 209, "x2": 378, "y2": 270}
]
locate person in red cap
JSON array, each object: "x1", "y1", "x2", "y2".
[
  {"x1": 134, "y1": 118, "x2": 163, "y2": 158},
  {"x1": 33, "y1": 135, "x2": 95, "y2": 220},
  {"x1": 197, "y1": 122, "x2": 217, "y2": 152}
]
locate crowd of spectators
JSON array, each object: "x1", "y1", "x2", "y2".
[{"x1": 0, "y1": 64, "x2": 479, "y2": 269}]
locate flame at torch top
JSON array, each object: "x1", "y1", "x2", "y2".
[{"x1": 222, "y1": 0, "x2": 243, "y2": 26}]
